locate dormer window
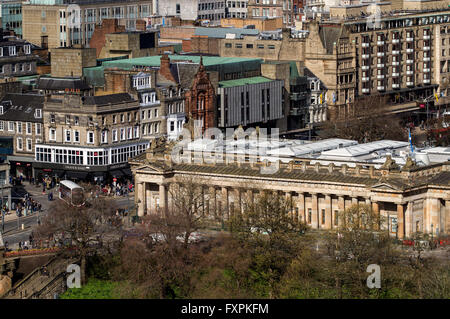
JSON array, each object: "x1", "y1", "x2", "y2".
[
  {"x1": 0, "y1": 106, "x2": 3, "y2": 115},
  {"x1": 24, "y1": 45, "x2": 31, "y2": 55},
  {"x1": 9, "y1": 46, "x2": 16, "y2": 56},
  {"x1": 132, "y1": 73, "x2": 151, "y2": 90},
  {"x1": 0, "y1": 48, "x2": 3, "y2": 57},
  {"x1": 35, "y1": 109, "x2": 42, "y2": 118}
]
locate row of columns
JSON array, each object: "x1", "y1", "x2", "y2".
[{"x1": 135, "y1": 182, "x2": 449, "y2": 238}]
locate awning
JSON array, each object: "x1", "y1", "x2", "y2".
[
  {"x1": 92, "y1": 171, "x2": 105, "y2": 177},
  {"x1": 110, "y1": 170, "x2": 124, "y2": 178},
  {"x1": 65, "y1": 171, "x2": 88, "y2": 180},
  {"x1": 122, "y1": 168, "x2": 132, "y2": 176}
]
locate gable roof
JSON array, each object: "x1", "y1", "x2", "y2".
[{"x1": 36, "y1": 77, "x2": 91, "y2": 91}]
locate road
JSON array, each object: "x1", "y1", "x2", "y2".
[{"x1": 2, "y1": 183, "x2": 135, "y2": 250}]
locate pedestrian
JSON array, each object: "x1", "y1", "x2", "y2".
[{"x1": 19, "y1": 241, "x2": 22, "y2": 250}]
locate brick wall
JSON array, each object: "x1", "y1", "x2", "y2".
[
  {"x1": 89, "y1": 19, "x2": 126, "y2": 58},
  {"x1": 190, "y1": 36, "x2": 219, "y2": 55},
  {"x1": 159, "y1": 26, "x2": 195, "y2": 42}
]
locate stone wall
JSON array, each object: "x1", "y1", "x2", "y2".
[
  {"x1": 50, "y1": 47, "x2": 97, "y2": 78},
  {"x1": 5, "y1": 256, "x2": 78, "y2": 299}
]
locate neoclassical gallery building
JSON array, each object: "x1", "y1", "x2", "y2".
[{"x1": 130, "y1": 142, "x2": 450, "y2": 239}]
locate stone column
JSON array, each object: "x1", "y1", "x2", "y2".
[
  {"x1": 372, "y1": 201, "x2": 380, "y2": 230},
  {"x1": 445, "y1": 200, "x2": 450, "y2": 235},
  {"x1": 430, "y1": 198, "x2": 440, "y2": 235},
  {"x1": 286, "y1": 191, "x2": 292, "y2": 219},
  {"x1": 210, "y1": 186, "x2": 216, "y2": 217},
  {"x1": 247, "y1": 189, "x2": 254, "y2": 206},
  {"x1": 405, "y1": 202, "x2": 413, "y2": 238},
  {"x1": 325, "y1": 195, "x2": 332, "y2": 229},
  {"x1": 338, "y1": 196, "x2": 345, "y2": 227},
  {"x1": 397, "y1": 204, "x2": 405, "y2": 239},
  {"x1": 222, "y1": 187, "x2": 229, "y2": 220},
  {"x1": 311, "y1": 193, "x2": 318, "y2": 229},
  {"x1": 137, "y1": 182, "x2": 146, "y2": 217},
  {"x1": 235, "y1": 188, "x2": 242, "y2": 216},
  {"x1": 159, "y1": 183, "x2": 168, "y2": 214},
  {"x1": 298, "y1": 192, "x2": 305, "y2": 223}
]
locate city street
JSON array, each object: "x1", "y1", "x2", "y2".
[{"x1": 2, "y1": 182, "x2": 135, "y2": 250}]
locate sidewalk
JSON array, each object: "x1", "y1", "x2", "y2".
[{"x1": 2, "y1": 183, "x2": 49, "y2": 223}]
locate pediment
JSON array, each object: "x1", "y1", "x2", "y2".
[
  {"x1": 370, "y1": 182, "x2": 400, "y2": 191},
  {"x1": 134, "y1": 164, "x2": 166, "y2": 173}
]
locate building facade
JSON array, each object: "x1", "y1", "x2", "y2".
[
  {"x1": 34, "y1": 92, "x2": 149, "y2": 181},
  {"x1": 217, "y1": 76, "x2": 284, "y2": 128},
  {"x1": 1, "y1": 0, "x2": 23, "y2": 37},
  {"x1": 0, "y1": 33, "x2": 37, "y2": 79},
  {"x1": 0, "y1": 93, "x2": 44, "y2": 178},
  {"x1": 22, "y1": 0, "x2": 152, "y2": 49},
  {"x1": 130, "y1": 144, "x2": 450, "y2": 239}
]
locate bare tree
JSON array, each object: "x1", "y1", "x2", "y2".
[
  {"x1": 34, "y1": 197, "x2": 120, "y2": 284},
  {"x1": 319, "y1": 96, "x2": 408, "y2": 143}
]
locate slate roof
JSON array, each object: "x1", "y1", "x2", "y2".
[
  {"x1": 0, "y1": 93, "x2": 44, "y2": 122},
  {"x1": 134, "y1": 158, "x2": 450, "y2": 190},
  {"x1": 36, "y1": 77, "x2": 92, "y2": 91},
  {"x1": 170, "y1": 163, "x2": 381, "y2": 187},
  {"x1": 194, "y1": 27, "x2": 260, "y2": 39},
  {"x1": 83, "y1": 93, "x2": 136, "y2": 106}
]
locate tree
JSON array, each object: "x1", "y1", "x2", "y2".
[
  {"x1": 319, "y1": 96, "x2": 408, "y2": 143},
  {"x1": 34, "y1": 197, "x2": 120, "y2": 284},
  {"x1": 228, "y1": 190, "x2": 308, "y2": 298},
  {"x1": 112, "y1": 177, "x2": 210, "y2": 298}
]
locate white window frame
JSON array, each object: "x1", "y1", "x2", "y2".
[
  {"x1": 16, "y1": 137, "x2": 23, "y2": 151},
  {"x1": 73, "y1": 130, "x2": 80, "y2": 143},
  {"x1": 87, "y1": 131, "x2": 94, "y2": 144},
  {"x1": 49, "y1": 128, "x2": 56, "y2": 141},
  {"x1": 64, "y1": 129, "x2": 71, "y2": 142},
  {"x1": 35, "y1": 109, "x2": 42, "y2": 118},
  {"x1": 120, "y1": 128, "x2": 125, "y2": 140},
  {"x1": 127, "y1": 127, "x2": 132, "y2": 139},
  {"x1": 26, "y1": 122, "x2": 32, "y2": 135},
  {"x1": 35, "y1": 123, "x2": 41, "y2": 135},
  {"x1": 112, "y1": 129, "x2": 118, "y2": 142},
  {"x1": 8, "y1": 121, "x2": 14, "y2": 131},
  {"x1": 0, "y1": 121, "x2": 3, "y2": 131},
  {"x1": 26, "y1": 138, "x2": 32, "y2": 152},
  {"x1": 16, "y1": 121, "x2": 22, "y2": 134},
  {"x1": 101, "y1": 130, "x2": 108, "y2": 144},
  {"x1": 9, "y1": 46, "x2": 16, "y2": 56}
]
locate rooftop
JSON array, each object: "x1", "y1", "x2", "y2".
[
  {"x1": 219, "y1": 76, "x2": 274, "y2": 88},
  {"x1": 100, "y1": 55, "x2": 263, "y2": 70}
]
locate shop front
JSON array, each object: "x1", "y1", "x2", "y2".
[{"x1": 6, "y1": 155, "x2": 35, "y2": 180}]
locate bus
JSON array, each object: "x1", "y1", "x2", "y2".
[{"x1": 59, "y1": 180, "x2": 85, "y2": 206}]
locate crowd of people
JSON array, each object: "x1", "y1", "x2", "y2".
[{"x1": 83, "y1": 180, "x2": 134, "y2": 199}]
